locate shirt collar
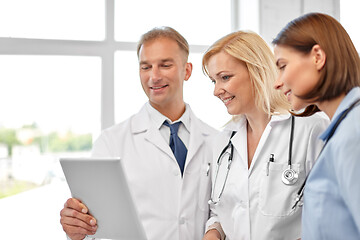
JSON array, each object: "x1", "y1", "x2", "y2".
[
  {"x1": 320, "y1": 87, "x2": 360, "y2": 141},
  {"x1": 145, "y1": 102, "x2": 191, "y2": 132}
]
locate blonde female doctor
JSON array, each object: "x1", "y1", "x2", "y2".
[{"x1": 201, "y1": 31, "x2": 329, "y2": 240}]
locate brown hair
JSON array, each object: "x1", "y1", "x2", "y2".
[
  {"x1": 273, "y1": 12, "x2": 360, "y2": 116},
  {"x1": 202, "y1": 30, "x2": 290, "y2": 117},
  {"x1": 137, "y1": 26, "x2": 189, "y2": 62}
]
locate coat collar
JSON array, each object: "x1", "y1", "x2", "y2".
[
  {"x1": 222, "y1": 113, "x2": 292, "y2": 174},
  {"x1": 223, "y1": 112, "x2": 291, "y2": 132},
  {"x1": 129, "y1": 102, "x2": 213, "y2": 167}
]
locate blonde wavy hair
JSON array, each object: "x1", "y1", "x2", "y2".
[{"x1": 202, "y1": 30, "x2": 290, "y2": 118}]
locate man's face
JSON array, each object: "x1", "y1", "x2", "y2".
[{"x1": 138, "y1": 37, "x2": 191, "y2": 112}]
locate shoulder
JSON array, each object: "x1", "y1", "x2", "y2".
[
  {"x1": 100, "y1": 104, "x2": 150, "y2": 138},
  {"x1": 194, "y1": 117, "x2": 219, "y2": 136},
  {"x1": 345, "y1": 104, "x2": 360, "y2": 131},
  {"x1": 187, "y1": 106, "x2": 219, "y2": 137},
  {"x1": 97, "y1": 117, "x2": 133, "y2": 141},
  {"x1": 336, "y1": 105, "x2": 360, "y2": 140},
  {"x1": 294, "y1": 112, "x2": 329, "y2": 133}
]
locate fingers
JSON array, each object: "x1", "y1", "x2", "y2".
[
  {"x1": 60, "y1": 207, "x2": 97, "y2": 229},
  {"x1": 60, "y1": 198, "x2": 97, "y2": 237},
  {"x1": 62, "y1": 223, "x2": 96, "y2": 239},
  {"x1": 202, "y1": 229, "x2": 221, "y2": 240},
  {"x1": 61, "y1": 198, "x2": 96, "y2": 225},
  {"x1": 64, "y1": 198, "x2": 88, "y2": 214}
]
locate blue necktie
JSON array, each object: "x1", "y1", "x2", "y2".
[{"x1": 163, "y1": 121, "x2": 187, "y2": 175}]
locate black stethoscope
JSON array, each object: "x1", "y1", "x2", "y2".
[
  {"x1": 208, "y1": 131, "x2": 236, "y2": 205},
  {"x1": 292, "y1": 98, "x2": 360, "y2": 209},
  {"x1": 209, "y1": 115, "x2": 297, "y2": 205},
  {"x1": 282, "y1": 115, "x2": 299, "y2": 185}
]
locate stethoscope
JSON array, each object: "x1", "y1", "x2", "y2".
[
  {"x1": 282, "y1": 115, "x2": 298, "y2": 185},
  {"x1": 208, "y1": 131, "x2": 236, "y2": 205},
  {"x1": 292, "y1": 98, "x2": 360, "y2": 209},
  {"x1": 209, "y1": 116, "x2": 297, "y2": 205}
]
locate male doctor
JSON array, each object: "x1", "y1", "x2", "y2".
[{"x1": 59, "y1": 26, "x2": 218, "y2": 240}]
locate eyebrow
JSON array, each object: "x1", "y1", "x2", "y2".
[
  {"x1": 139, "y1": 58, "x2": 175, "y2": 65},
  {"x1": 215, "y1": 71, "x2": 226, "y2": 77}
]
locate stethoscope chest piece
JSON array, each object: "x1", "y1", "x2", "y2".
[{"x1": 282, "y1": 168, "x2": 298, "y2": 185}]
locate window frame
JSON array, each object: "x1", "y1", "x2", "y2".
[{"x1": 0, "y1": 0, "x2": 239, "y2": 131}]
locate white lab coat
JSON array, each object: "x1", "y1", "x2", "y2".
[
  {"x1": 206, "y1": 113, "x2": 328, "y2": 240},
  {"x1": 90, "y1": 103, "x2": 218, "y2": 240}
]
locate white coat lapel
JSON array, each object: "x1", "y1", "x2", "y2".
[
  {"x1": 223, "y1": 117, "x2": 248, "y2": 168},
  {"x1": 230, "y1": 124, "x2": 248, "y2": 172},
  {"x1": 248, "y1": 124, "x2": 272, "y2": 174},
  {"x1": 231, "y1": 117, "x2": 273, "y2": 175},
  {"x1": 184, "y1": 110, "x2": 212, "y2": 166},
  {"x1": 131, "y1": 105, "x2": 175, "y2": 160},
  {"x1": 186, "y1": 121, "x2": 204, "y2": 165},
  {"x1": 145, "y1": 126, "x2": 175, "y2": 159}
]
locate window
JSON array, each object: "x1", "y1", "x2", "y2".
[
  {"x1": 340, "y1": 0, "x2": 360, "y2": 51},
  {"x1": 115, "y1": 0, "x2": 231, "y2": 45},
  {"x1": 0, "y1": 2, "x2": 232, "y2": 239},
  {"x1": 0, "y1": 0, "x2": 105, "y2": 40},
  {"x1": 0, "y1": 55, "x2": 100, "y2": 239}
]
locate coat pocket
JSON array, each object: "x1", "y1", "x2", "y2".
[{"x1": 259, "y1": 162, "x2": 305, "y2": 217}]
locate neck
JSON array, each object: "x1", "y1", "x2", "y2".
[
  {"x1": 245, "y1": 111, "x2": 271, "y2": 135},
  {"x1": 245, "y1": 110, "x2": 271, "y2": 168},
  {"x1": 151, "y1": 101, "x2": 186, "y2": 122},
  {"x1": 316, "y1": 93, "x2": 346, "y2": 120}
]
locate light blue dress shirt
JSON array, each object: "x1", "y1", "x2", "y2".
[{"x1": 302, "y1": 87, "x2": 360, "y2": 240}]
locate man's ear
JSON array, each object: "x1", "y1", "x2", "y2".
[
  {"x1": 184, "y1": 62, "x2": 193, "y2": 81},
  {"x1": 311, "y1": 44, "x2": 326, "y2": 71}
]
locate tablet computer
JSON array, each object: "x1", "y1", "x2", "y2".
[{"x1": 60, "y1": 157, "x2": 147, "y2": 240}]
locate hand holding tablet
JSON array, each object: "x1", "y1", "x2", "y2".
[{"x1": 60, "y1": 157, "x2": 147, "y2": 240}]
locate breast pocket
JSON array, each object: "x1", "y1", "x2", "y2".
[
  {"x1": 259, "y1": 162, "x2": 305, "y2": 217},
  {"x1": 198, "y1": 162, "x2": 211, "y2": 211}
]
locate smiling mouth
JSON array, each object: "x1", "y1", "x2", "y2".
[
  {"x1": 221, "y1": 96, "x2": 235, "y2": 104},
  {"x1": 150, "y1": 84, "x2": 168, "y2": 90}
]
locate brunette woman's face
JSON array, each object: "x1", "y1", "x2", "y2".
[{"x1": 273, "y1": 45, "x2": 322, "y2": 111}]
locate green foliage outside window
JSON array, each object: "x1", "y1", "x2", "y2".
[
  {"x1": 0, "y1": 128, "x2": 20, "y2": 156},
  {"x1": 0, "y1": 124, "x2": 92, "y2": 156}
]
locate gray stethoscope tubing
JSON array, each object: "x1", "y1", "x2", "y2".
[
  {"x1": 208, "y1": 131, "x2": 236, "y2": 205},
  {"x1": 208, "y1": 116, "x2": 297, "y2": 205},
  {"x1": 292, "y1": 98, "x2": 360, "y2": 209}
]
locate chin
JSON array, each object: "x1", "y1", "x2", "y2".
[
  {"x1": 226, "y1": 108, "x2": 240, "y2": 116},
  {"x1": 291, "y1": 102, "x2": 309, "y2": 112}
]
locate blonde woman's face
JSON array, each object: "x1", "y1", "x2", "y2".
[
  {"x1": 207, "y1": 51, "x2": 255, "y2": 115},
  {"x1": 274, "y1": 45, "x2": 320, "y2": 111}
]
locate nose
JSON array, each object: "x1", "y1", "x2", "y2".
[
  {"x1": 274, "y1": 77, "x2": 284, "y2": 90},
  {"x1": 150, "y1": 66, "x2": 161, "y2": 82},
  {"x1": 213, "y1": 82, "x2": 224, "y2": 97}
]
